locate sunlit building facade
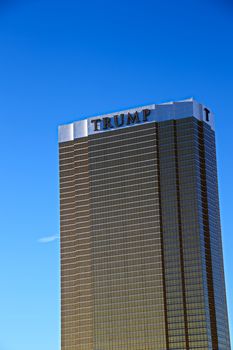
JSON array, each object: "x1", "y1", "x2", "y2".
[{"x1": 59, "y1": 99, "x2": 230, "y2": 350}]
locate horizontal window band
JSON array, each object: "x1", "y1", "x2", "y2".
[
  {"x1": 60, "y1": 217, "x2": 90, "y2": 225},
  {"x1": 62, "y1": 265, "x2": 162, "y2": 277},
  {"x1": 89, "y1": 130, "x2": 157, "y2": 150},
  {"x1": 61, "y1": 246, "x2": 162, "y2": 258},
  {"x1": 61, "y1": 251, "x2": 162, "y2": 267},
  {"x1": 59, "y1": 159, "x2": 157, "y2": 178},
  {"x1": 61, "y1": 287, "x2": 163, "y2": 299},
  {"x1": 59, "y1": 150, "x2": 157, "y2": 171},
  {"x1": 90, "y1": 169, "x2": 158, "y2": 185},
  {"x1": 60, "y1": 197, "x2": 90, "y2": 205},
  {"x1": 89, "y1": 153, "x2": 157, "y2": 170},
  {"x1": 60, "y1": 213, "x2": 90, "y2": 220},
  {"x1": 59, "y1": 139, "x2": 87, "y2": 149},
  {"x1": 61, "y1": 264, "x2": 162, "y2": 277},
  {"x1": 60, "y1": 209, "x2": 90, "y2": 218},
  {"x1": 60, "y1": 196, "x2": 159, "y2": 212},
  {"x1": 61, "y1": 223, "x2": 160, "y2": 236},
  {"x1": 61, "y1": 217, "x2": 160, "y2": 232},
  {"x1": 61, "y1": 230, "x2": 162, "y2": 246},
  {"x1": 59, "y1": 179, "x2": 159, "y2": 197},
  {"x1": 61, "y1": 236, "x2": 161, "y2": 252},
  {"x1": 59, "y1": 171, "x2": 159, "y2": 191},
  {"x1": 61, "y1": 260, "x2": 163, "y2": 273},
  {"x1": 61, "y1": 282, "x2": 163, "y2": 295},
  {"x1": 60, "y1": 204, "x2": 159, "y2": 219},
  {"x1": 91, "y1": 180, "x2": 159, "y2": 194},
  {"x1": 62, "y1": 270, "x2": 162, "y2": 284},
  {"x1": 60, "y1": 193, "x2": 159, "y2": 206},
  {"x1": 60, "y1": 159, "x2": 89, "y2": 167},
  {"x1": 60, "y1": 183, "x2": 89, "y2": 191},
  {"x1": 62, "y1": 285, "x2": 164, "y2": 297},
  {"x1": 61, "y1": 205, "x2": 159, "y2": 223},
  {"x1": 59, "y1": 128, "x2": 156, "y2": 153},
  {"x1": 61, "y1": 305, "x2": 165, "y2": 319},
  {"x1": 90, "y1": 189, "x2": 159, "y2": 201},
  {"x1": 61, "y1": 148, "x2": 89, "y2": 156},
  {"x1": 61, "y1": 246, "x2": 163, "y2": 262},
  {"x1": 59, "y1": 168, "x2": 89, "y2": 175},
  {"x1": 60, "y1": 176, "x2": 89, "y2": 185},
  {"x1": 60, "y1": 203, "x2": 90, "y2": 210},
  {"x1": 60, "y1": 232, "x2": 161, "y2": 251},
  {"x1": 59, "y1": 150, "x2": 88, "y2": 160},
  {"x1": 61, "y1": 141, "x2": 158, "y2": 165},
  {"x1": 88, "y1": 143, "x2": 157, "y2": 161}
]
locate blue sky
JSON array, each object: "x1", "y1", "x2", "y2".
[{"x1": 0, "y1": 0, "x2": 233, "y2": 349}]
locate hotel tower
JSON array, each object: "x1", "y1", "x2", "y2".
[{"x1": 59, "y1": 99, "x2": 231, "y2": 350}]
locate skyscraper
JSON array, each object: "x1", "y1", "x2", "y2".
[{"x1": 59, "y1": 99, "x2": 231, "y2": 350}]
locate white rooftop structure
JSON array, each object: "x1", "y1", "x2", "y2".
[{"x1": 58, "y1": 98, "x2": 214, "y2": 143}]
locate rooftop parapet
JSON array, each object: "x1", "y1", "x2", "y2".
[{"x1": 58, "y1": 98, "x2": 214, "y2": 143}]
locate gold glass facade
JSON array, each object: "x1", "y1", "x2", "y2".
[{"x1": 59, "y1": 117, "x2": 230, "y2": 350}]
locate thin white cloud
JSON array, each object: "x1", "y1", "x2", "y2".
[{"x1": 38, "y1": 235, "x2": 59, "y2": 243}]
